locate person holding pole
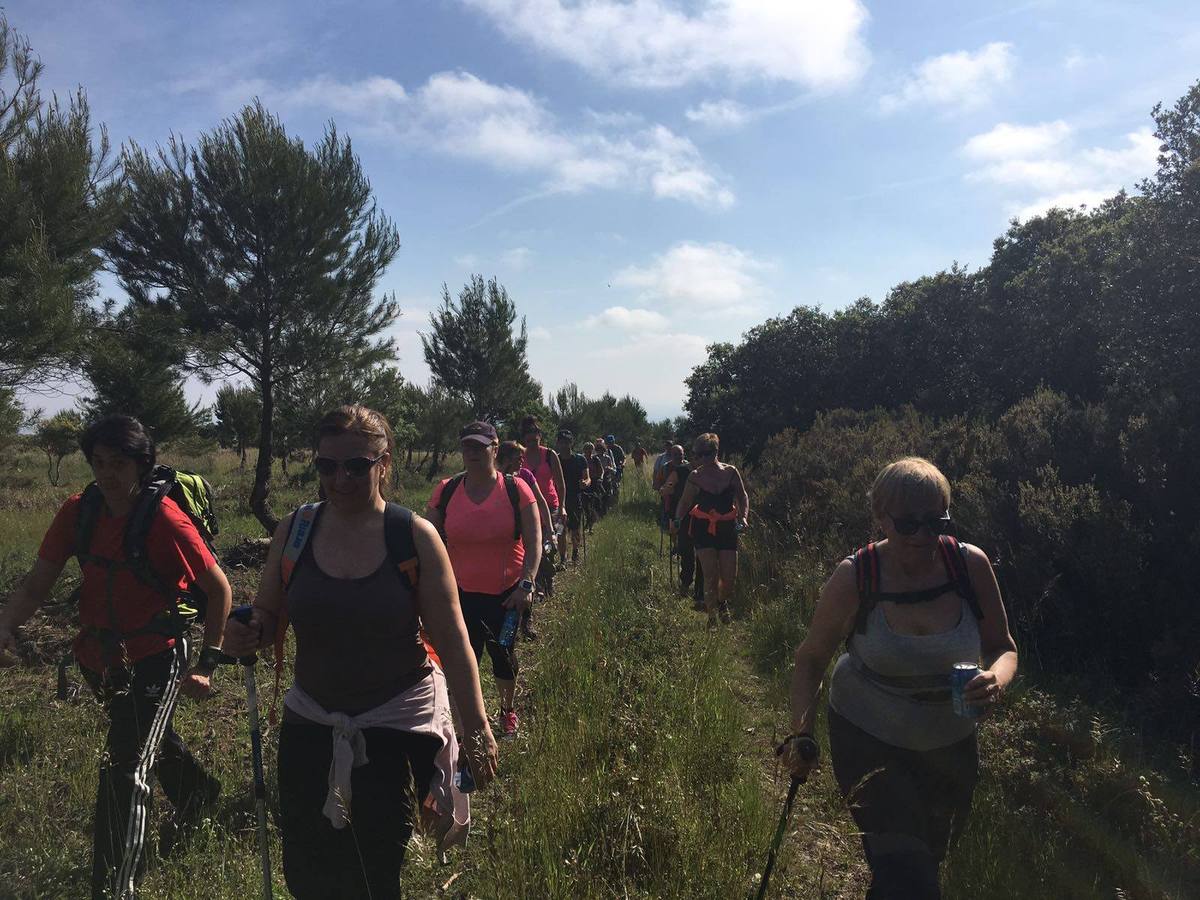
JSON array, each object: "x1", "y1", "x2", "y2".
[
  {"x1": 0, "y1": 414, "x2": 231, "y2": 899},
  {"x1": 222, "y1": 405, "x2": 498, "y2": 899},
  {"x1": 782, "y1": 457, "x2": 1018, "y2": 899}
]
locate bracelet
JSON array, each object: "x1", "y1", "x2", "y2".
[{"x1": 777, "y1": 733, "x2": 820, "y2": 761}]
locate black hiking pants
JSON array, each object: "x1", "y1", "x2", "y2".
[
  {"x1": 278, "y1": 722, "x2": 440, "y2": 899},
  {"x1": 82, "y1": 639, "x2": 217, "y2": 899},
  {"x1": 828, "y1": 708, "x2": 978, "y2": 900}
]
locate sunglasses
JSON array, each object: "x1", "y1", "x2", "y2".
[
  {"x1": 313, "y1": 454, "x2": 385, "y2": 478},
  {"x1": 889, "y1": 512, "x2": 953, "y2": 536}
]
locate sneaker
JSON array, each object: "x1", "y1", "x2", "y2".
[
  {"x1": 718, "y1": 604, "x2": 732, "y2": 625},
  {"x1": 500, "y1": 708, "x2": 519, "y2": 739}
]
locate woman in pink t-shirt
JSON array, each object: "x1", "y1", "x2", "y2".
[{"x1": 426, "y1": 422, "x2": 541, "y2": 738}]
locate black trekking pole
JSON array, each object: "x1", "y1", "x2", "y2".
[
  {"x1": 222, "y1": 605, "x2": 273, "y2": 900},
  {"x1": 752, "y1": 738, "x2": 818, "y2": 900}
]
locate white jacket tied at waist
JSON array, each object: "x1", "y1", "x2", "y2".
[{"x1": 283, "y1": 666, "x2": 469, "y2": 847}]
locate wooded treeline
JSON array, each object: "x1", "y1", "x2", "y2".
[{"x1": 683, "y1": 81, "x2": 1200, "y2": 748}]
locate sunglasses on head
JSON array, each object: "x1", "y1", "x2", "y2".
[
  {"x1": 313, "y1": 454, "x2": 385, "y2": 478},
  {"x1": 889, "y1": 512, "x2": 953, "y2": 536}
]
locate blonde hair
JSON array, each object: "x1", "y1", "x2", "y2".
[
  {"x1": 497, "y1": 440, "x2": 526, "y2": 468},
  {"x1": 313, "y1": 404, "x2": 395, "y2": 494},
  {"x1": 869, "y1": 457, "x2": 951, "y2": 521},
  {"x1": 692, "y1": 432, "x2": 719, "y2": 458}
]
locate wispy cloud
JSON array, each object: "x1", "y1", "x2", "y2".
[
  {"x1": 614, "y1": 242, "x2": 771, "y2": 316},
  {"x1": 460, "y1": 0, "x2": 870, "y2": 90},
  {"x1": 880, "y1": 42, "x2": 1014, "y2": 114},
  {"x1": 962, "y1": 121, "x2": 1159, "y2": 219},
  {"x1": 501, "y1": 247, "x2": 533, "y2": 270},
  {"x1": 584, "y1": 306, "x2": 670, "y2": 331},
  {"x1": 272, "y1": 71, "x2": 734, "y2": 209},
  {"x1": 685, "y1": 99, "x2": 751, "y2": 130}
]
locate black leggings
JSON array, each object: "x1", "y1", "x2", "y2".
[
  {"x1": 828, "y1": 707, "x2": 978, "y2": 900},
  {"x1": 277, "y1": 722, "x2": 440, "y2": 900},
  {"x1": 458, "y1": 585, "x2": 519, "y2": 680}
]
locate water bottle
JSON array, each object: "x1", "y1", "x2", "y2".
[
  {"x1": 554, "y1": 520, "x2": 565, "y2": 538},
  {"x1": 454, "y1": 765, "x2": 476, "y2": 793},
  {"x1": 497, "y1": 608, "x2": 521, "y2": 649}
]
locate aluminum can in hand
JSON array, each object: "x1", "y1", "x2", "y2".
[{"x1": 951, "y1": 662, "x2": 983, "y2": 718}]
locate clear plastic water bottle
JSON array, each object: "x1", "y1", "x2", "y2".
[{"x1": 497, "y1": 608, "x2": 521, "y2": 649}]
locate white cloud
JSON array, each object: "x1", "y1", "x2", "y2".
[
  {"x1": 273, "y1": 71, "x2": 734, "y2": 209},
  {"x1": 963, "y1": 121, "x2": 1071, "y2": 161},
  {"x1": 685, "y1": 99, "x2": 751, "y2": 130},
  {"x1": 501, "y1": 247, "x2": 533, "y2": 270},
  {"x1": 614, "y1": 242, "x2": 770, "y2": 315},
  {"x1": 962, "y1": 122, "x2": 1160, "y2": 220},
  {"x1": 587, "y1": 331, "x2": 709, "y2": 361},
  {"x1": 585, "y1": 306, "x2": 670, "y2": 331},
  {"x1": 460, "y1": 0, "x2": 870, "y2": 90},
  {"x1": 880, "y1": 42, "x2": 1013, "y2": 114},
  {"x1": 528, "y1": 326, "x2": 552, "y2": 341},
  {"x1": 454, "y1": 253, "x2": 480, "y2": 269}
]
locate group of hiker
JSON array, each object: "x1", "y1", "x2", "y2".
[{"x1": 0, "y1": 406, "x2": 1017, "y2": 899}]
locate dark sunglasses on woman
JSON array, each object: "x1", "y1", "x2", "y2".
[
  {"x1": 313, "y1": 454, "x2": 385, "y2": 478},
  {"x1": 889, "y1": 512, "x2": 953, "y2": 536}
]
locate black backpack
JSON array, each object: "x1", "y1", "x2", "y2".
[{"x1": 436, "y1": 472, "x2": 522, "y2": 541}]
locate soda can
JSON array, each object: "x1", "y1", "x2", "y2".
[
  {"x1": 951, "y1": 662, "x2": 983, "y2": 718},
  {"x1": 454, "y1": 765, "x2": 476, "y2": 793}
]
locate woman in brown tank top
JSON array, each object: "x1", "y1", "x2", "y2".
[{"x1": 224, "y1": 405, "x2": 497, "y2": 899}]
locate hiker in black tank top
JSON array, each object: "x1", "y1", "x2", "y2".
[
  {"x1": 222, "y1": 405, "x2": 499, "y2": 899},
  {"x1": 782, "y1": 457, "x2": 1018, "y2": 900},
  {"x1": 673, "y1": 432, "x2": 749, "y2": 627}
]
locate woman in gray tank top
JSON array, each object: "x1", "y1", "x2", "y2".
[{"x1": 782, "y1": 458, "x2": 1018, "y2": 899}]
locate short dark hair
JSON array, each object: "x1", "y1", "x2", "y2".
[
  {"x1": 81, "y1": 414, "x2": 156, "y2": 476},
  {"x1": 518, "y1": 415, "x2": 540, "y2": 436}
]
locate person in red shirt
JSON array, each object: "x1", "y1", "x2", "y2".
[{"x1": 0, "y1": 414, "x2": 232, "y2": 899}]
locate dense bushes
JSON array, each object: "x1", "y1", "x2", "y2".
[{"x1": 749, "y1": 391, "x2": 1198, "y2": 745}]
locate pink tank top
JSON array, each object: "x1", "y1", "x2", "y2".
[{"x1": 524, "y1": 447, "x2": 559, "y2": 508}]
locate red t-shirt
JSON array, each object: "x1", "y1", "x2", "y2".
[
  {"x1": 428, "y1": 473, "x2": 536, "y2": 594},
  {"x1": 38, "y1": 494, "x2": 217, "y2": 673}
]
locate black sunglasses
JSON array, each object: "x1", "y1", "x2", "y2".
[
  {"x1": 889, "y1": 512, "x2": 953, "y2": 536},
  {"x1": 313, "y1": 454, "x2": 385, "y2": 478}
]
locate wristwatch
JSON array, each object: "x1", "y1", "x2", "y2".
[
  {"x1": 519, "y1": 579, "x2": 535, "y2": 593},
  {"x1": 195, "y1": 645, "x2": 223, "y2": 677}
]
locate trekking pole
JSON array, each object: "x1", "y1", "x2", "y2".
[
  {"x1": 752, "y1": 738, "x2": 818, "y2": 900},
  {"x1": 223, "y1": 605, "x2": 273, "y2": 900}
]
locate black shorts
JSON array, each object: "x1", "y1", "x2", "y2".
[
  {"x1": 458, "y1": 585, "x2": 519, "y2": 680},
  {"x1": 689, "y1": 516, "x2": 738, "y2": 551},
  {"x1": 565, "y1": 496, "x2": 583, "y2": 530}
]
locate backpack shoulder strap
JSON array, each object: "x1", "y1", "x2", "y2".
[
  {"x1": 280, "y1": 502, "x2": 322, "y2": 589},
  {"x1": 384, "y1": 502, "x2": 420, "y2": 591},
  {"x1": 938, "y1": 534, "x2": 984, "y2": 621},
  {"x1": 74, "y1": 483, "x2": 105, "y2": 562},
  {"x1": 503, "y1": 473, "x2": 522, "y2": 541},
  {"x1": 123, "y1": 466, "x2": 177, "y2": 597},
  {"x1": 850, "y1": 542, "x2": 880, "y2": 636},
  {"x1": 435, "y1": 473, "x2": 467, "y2": 525}
]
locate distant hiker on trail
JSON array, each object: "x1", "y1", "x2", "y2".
[
  {"x1": 555, "y1": 429, "x2": 590, "y2": 565},
  {"x1": 673, "y1": 432, "x2": 747, "y2": 627},
  {"x1": 782, "y1": 457, "x2": 1018, "y2": 900},
  {"x1": 519, "y1": 415, "x2": 565, "y2": 543},
  {"x1": 595, "y1": 437, "x2": 619, "y2": 509},
  {"x1": 581, "y1": 441, "x2": 606, "y2": 527},
  {"x1": 497, "y1": 439, "x2": 553, "y2": 640},
  {"x1": 660, "y1": 444, "x2": 703, "y2": 610},
  {"x1": 0, "y1": 414, "x2": 232, "y2": 900},
  {"x1": 631, "y1": 444, "x2": 648, "y2": 470},
  {"x1": 425, "y1": 421, "x2": 541, "y2": 741},
  {"x1": 653, "y1": 438, "x2": 675, "y2": 491},
  {"x1": 605, "y1": 434, "x2": 626, "y2": 491},
  {"x1": 221, "y1": 405, "x2": 498, "y2": 899}
]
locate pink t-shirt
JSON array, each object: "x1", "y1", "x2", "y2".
[
  {"x1": 523, "y1": 447, "x2": 560, "y2": 509},
  {"x1": 429, "y1": 472, "x2": 536, "y2": 594}
]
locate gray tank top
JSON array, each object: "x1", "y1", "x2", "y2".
[
  {"x1": 285, "y1": 510, "x2": 430, "y2": 718},
  {"x1": 829, "y1": 596, "x2": 981, "y2": 751}
]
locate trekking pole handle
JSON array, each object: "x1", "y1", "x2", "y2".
[
  {"x1": 220, "y1": 604, "x2": 260, "y2": 667},
  {"x1": 776, "y1": 734, "x2": 819, "y2": 785}
]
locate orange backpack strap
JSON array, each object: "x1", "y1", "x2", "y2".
[{"x1": 270, "y1": 503, "x2": 321, "y2": 725}]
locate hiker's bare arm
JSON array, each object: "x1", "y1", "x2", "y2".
[
  {"x1": 674, "y1": 478, "x2": 699, "y2": 522},
  {"x1": 221, "y1": 516, "x2": 290, "y2": 656},
  {"x1": 790, "y1": 561, "x2": 858, "y2": 736},
  {"x1": 962, "y1": 543, "x2": 1017, "y2": 706},
  {"x1": 424, "y1": 502, "x2": 445, "y2": 534},
  {"x1": 549, "y1": 449, "x2": 566, "y2": 509},
  {"x1": 0, "y1": 557, "x2": 65, "y2": 654},
  {"x1": 660, "y1": 471, "x2": 678, "y2": 499},
  {"x1": 193, "y1": 563, "x2": 233, "y2": 649},
  {"x1": 732, "y1": 467, "x2": 750, "y2": 522},
  {"x1": 412, "y1": 516, "x2": 497, "y2": 787},
  {"x1": 505, "y1": 500, "x2": 541, "y2": 613},
  {"x1": 530, "y1": 479, "x2": 553, "y2": 538}
]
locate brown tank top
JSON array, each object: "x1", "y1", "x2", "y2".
[{"x1": 285, "y1": 508, "x2": 430, "y2": 716}]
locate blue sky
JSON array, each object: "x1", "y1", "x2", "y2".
[{"x1": 10, "y1": 0, "x2": 1200, "y2": 420}]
